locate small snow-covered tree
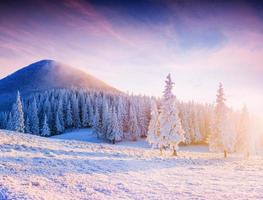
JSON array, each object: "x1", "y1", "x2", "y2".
[
  {"x1": 192, "y1": 107, "x2": 202, "y2": 143},
  {"x1": 208, "y1": 83, "x2": 236, "y2": 158},
  {"x1": 221, "y1": 111, "x2": 236, "y2": 155},
  {"x1": 6, "y1": 112, "x2": 13, "y2": 130},
  {"x1": 93, "y1": 105, "x2": 102, "y2": 137},
  {"x1": 159, "y1": 74, "x2": 184, "y2": 156},
  {"x1": 72, "y1": 94, "x2": 80, "y2": 128},
  {"x1": 25, "y1": 116, "x2": 30, "y2": 133},
  {"x1": 41, "y1": 114, "x2": 51, "y2": 137},
  {"x1": 147, "y1": 100, "x2": 160, "y2": 148},
  {"x1": 107, "y1": 107, "x2": 122, "y2": 143},
  {"x1": 128, "y1": 103, "x2": 140, "y2": 141},
  {"x1": 11, "y1": 91, "x2": 25, "y2": 133},
  {"x1": 57, "y1": 96, "x2": 65, "y2": 131},
  {"x1": 55, "y1": 112, "x2": 63, "y2": 133},
  {"x1": 80, "y1": 93, "x2": 89, "y2": 127},
  {"x1": 28, "y1": 97, "x2": 39, "y2": 135},
  {"x1": 66, "y1": 100, "x2": 73, "y2": 128},
  {"x1": 180, "y1": 104, "x2": 191, "y2": 144},
  {"x1": 86, "y1": 95, "x2": 93, "y2": 127},
  {"x1": 236, "y1": 106, "x2": 251, "y2": 157},
  {"x1": 209, "y1": 83, "x2": 225, "y2": 153},
  {"x1": 101, "y1": 99, "x2": 110, "y2": 138}
]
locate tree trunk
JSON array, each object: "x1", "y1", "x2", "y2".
[
  {"x1": 112, "y1": 139, "x2": 115, "y2": 144},
  {"x1": 172, "y1": 147, "x2": 177, "y2": 156},
  {"x1": 224, "y1": 150, "x2": 227, "y2": 158}
]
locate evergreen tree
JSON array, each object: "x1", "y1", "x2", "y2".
[
  {"x1": 128, "y1": 103, "x2": 140, "y2": 141},
  {"x1": 236, "y1": 106, "x2": 251, "y2": 157},
  {"x1": 55, "y1": 112, "x2": 63, "y2": 133},
  {"x1": 87, "y1": 97, "x2": 94, "y2": 127},
  {"x1": 6, "y1": 112, "x2": 13, "y2": 130},
  {"x1": 221, "y1": 111, "x2": 236, "y2": 155},
  {"x1": 11, "y1": 91, "x2": 25, "y2": 132},
  {"x1": 41, "y1": 114, "x2": 51, "y2": 137},
  {"x1": 66, "y1": 100, "x2": 73, "y2": 128},
  {"x1": 80, "y1": 93, "x2": 89, "y2": 127},
  {"x1": 25, "y1": 116, "x2": 30, "y2": 133},
  {"x1": 93, "y1": 105, "x2": 102, "y2": 137},
  {"x1": 208, "y1": 83, "x2": 236, "y2": 158},
  {"x1": 159, "y1": 74, "x2": 184, "y2": 156},
  {"x1": 180, "y1": 105, "x2": 191, "y2": 144},
  {"x1": 117, "y1": 97, "x2": 125, "y2": 133},
  {"x1": 28, "y1": 97, "x2": 40, "y2": 135},
  {"x1": 147, "y1": 100, "x2": 160, "y2": 148},
  {"x1": 57, "y1": 96, "x2": 65, "y2": 131},
  {"x1": 101, "y1": 100, "x2": 110, "y2": 138},
  {"x1": 192, "y1": 107, "x2": 202, "y2": 143},
  {"x1": 72, "y1": 94, "x2": 80, "y2": 128},
  {"x1": 107, "y1": 107, "x2": 122, "y2": 143}
]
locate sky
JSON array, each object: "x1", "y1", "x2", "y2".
[{"x1": 0, "y1": 0, "x2": 263, "y2": 117}]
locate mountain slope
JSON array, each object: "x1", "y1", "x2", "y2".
[
  {"x1": 1, "y1": 130, "x2": 263, "y2": 200},
  {"x1": 0, "y1": 60, "x2": 118, "y2": 110}
]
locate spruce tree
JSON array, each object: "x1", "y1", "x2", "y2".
[
  {"x1": 41, "y1": 114, "x2": 51, "y2": 137},
  {"x1": 28, "y1": 97, "x2": 39, "y2": 135},
  {"x1": 66, "y1": 101, "x2": 73, "y2": 128},
  {"x1": 11, "y1": 91, "x2": 25, "y2": 133},
  {"x1": 55, "y1": 112, "x2": 63, "y2": 133},
  {"x1": 159, "y1": 74, "x2": 184, "y2": 156},
  {"x1": 147, "y1": 100, "x2": 160, "y2": 148},
  {"x1": 236, "y1": 106, "x2": 250, "y2": 157},
  {"x1": 208, "y1": 83, "x2": 236, "y2": 158},
  {"x1": 128, "y1": 103, "x2": 140, "y2": 141}
]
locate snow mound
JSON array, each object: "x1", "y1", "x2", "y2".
[{"x1": 1, "y1": 130, "x2": 263, "y2": 200}]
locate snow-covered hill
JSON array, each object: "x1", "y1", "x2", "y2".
[
  {"x1": 1, "y1": 130, "x2": 263, "y2": 200},
  {"x1": 0, "y1": 60, "x2": 119, "y2": 111}
]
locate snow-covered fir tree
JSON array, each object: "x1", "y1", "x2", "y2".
[
  {"x1": 159, "y1": 74, "x2": 184, "y2": 156},
  {"x1": 107, "y1": 107, "x2": 122, "y2": 143},
  {"x1": 11, "y1": 91, "x2": 25, "y2": 133},
  {"x1": 208, "y1": 83, "x2": 236, "y2": 158},
  {"x1": 147, "y1": 100, "x2": 160, "y2": 148},
  {"x1": 236, "y1": 105, "x2": 251, "y2": 157},
  {"x1": 41, "y1": 114, "x2": 51, "y2": 137},
  {"x1": 6, "y1": 112, "x2": 13, "y2": 130},
  {"x1": 55, "y1": 112, "x2": 63, "y2": 133},
  {"x1": 101, "y1": 99, "x2": 110, "y2": 138},
  {"x1": 25, "y1": 116, "x2": 30, "y2": 133},
  {"x1": 128, "y1": 103, "x2": 140, "y2": 141},
  {"x1": 192, "y1": 107, "x2": 202, "y2": 143},
  {"x1": 221, "y1": 110, "x2": 236, "y2": 155},
  {"x1": 72, "y1": 93, "x2": 80, "y2": 128},
  {"x1": 93, "y1": 102, "x2": 102, "y2": 137},
  {"x1": 28, "y1": 97, "x2": 39, "y2": 135},
  {"x1": 66, "y1": 100, "x2": 73, "y2": 128}
]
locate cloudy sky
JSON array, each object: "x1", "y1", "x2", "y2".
[{"x1": 0, "y1": 0, "x2": 262, "y2": 116}]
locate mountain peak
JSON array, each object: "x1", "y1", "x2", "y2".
[{"x1": 0, "y1": 60, "x2": 119, "y2": 110}]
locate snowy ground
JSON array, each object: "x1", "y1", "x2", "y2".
[
  {"x1": 52, "y1": 128, "x2": 209, "y2": 152},
  {"x1": 1, "y1": 130, "x2": 263, "y2": 200}
]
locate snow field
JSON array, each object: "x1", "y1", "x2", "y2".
[{"x1": 1, "y1": 130, "x2": 263, "y2": 200}]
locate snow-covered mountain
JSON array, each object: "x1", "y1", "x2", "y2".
[{"x1": 0, "y1": 60, "x2": 118, "y2": 110}]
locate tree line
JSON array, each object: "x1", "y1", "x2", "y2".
[
  {"x1": 0, "y1": 75, "x2": 256, "y2": 157},
  {"x1": 147, "y1": 75, "x2": 254, "y2": 157}
]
